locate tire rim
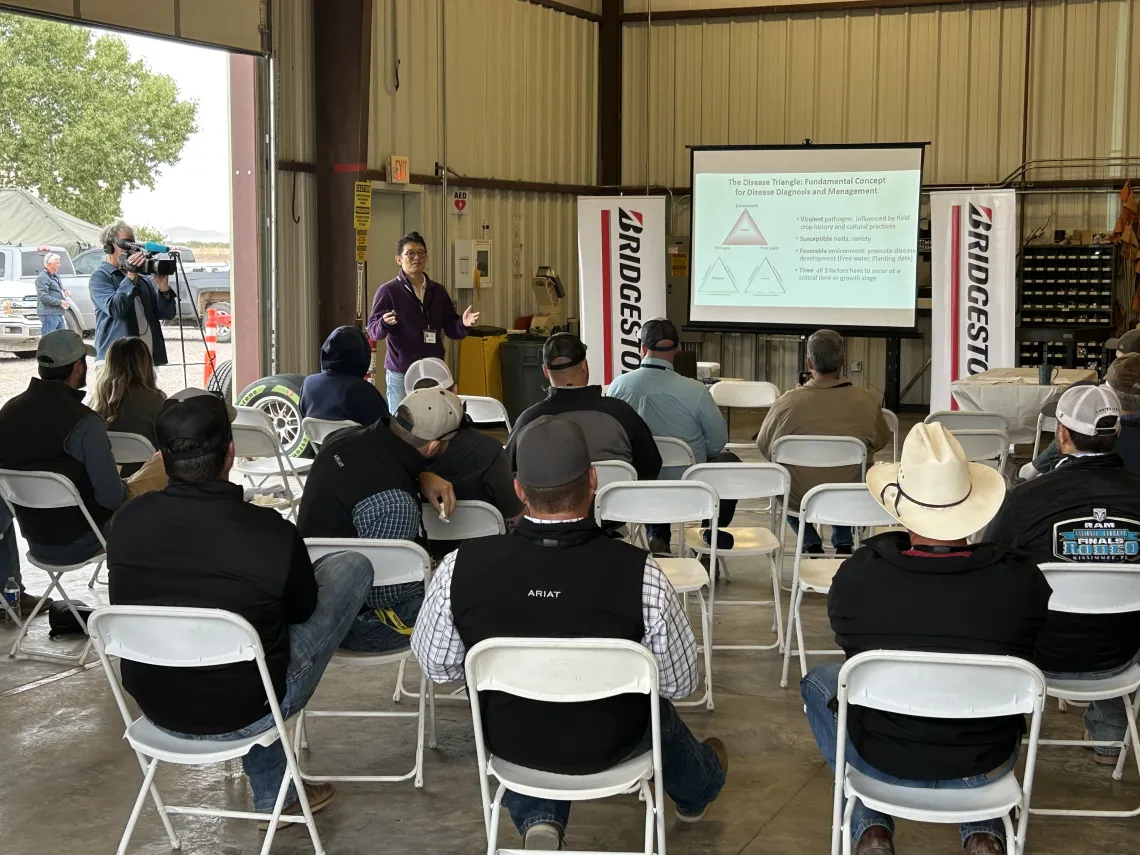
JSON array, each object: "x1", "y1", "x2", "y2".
[{"x1": 255, "y1": 395, "x2": 300, "y2": 450}]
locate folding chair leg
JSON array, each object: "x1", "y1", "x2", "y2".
[
  {"x1": 393, "y1": 657, "x2": 408, "y2": 703},
  {"x1": 258, "y1": 762, "x2": 295, "y2": 855},
  {"x1": 414, "y1": 673, "x2": 428, "y2": 788},
  {"x1": 1001, "y1": 812, "x2": 1016, "y2": 855},
  {"x1": 795, "y1": 593, "x2": 809, "y2": 681},
  {"x1": 118, "y1": 757, "x2": 162, "y2": 855},
  {"x1": 700, "y1": 590, "x2": 714, "y2": 710},
  {"x1": 770, "y1": 558, "x2": 785, "y2": 652},
  {"x1": 87, "y1": 558, "x2": 106, "y2": 588},
  {"x1": 486, "y1": 782, "x2": 507, "y2": 855},
  {"x1": 779, "y1": 588, "x2": 801, "y2": 689},
  {"x1": 641, "y1": 779, "x2": 654, "y2": 855},
  {"x1": 130, "y1": 750, "x2": 180, "y2": 851},
  {"x1": 428, "y1": 682, "x2": 437, "y2": 749}
]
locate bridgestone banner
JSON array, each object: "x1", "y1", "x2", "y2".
[
  {"x1": 577, "y1": 197, "x2": 667, "y2": 385},
  {"x1": 930, "y1": 190, "x2": 1018, "y2": 411}
]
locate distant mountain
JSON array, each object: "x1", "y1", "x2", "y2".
[{"x1": 165, "y1": 226, "x2": 229, "y2": 243}]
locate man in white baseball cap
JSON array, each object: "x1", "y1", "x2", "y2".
[
  {"x1": 802, "y1": 423, "x2": 1051, "y2": 855},
  {"x1": 986, "y1": 383, "x2": 1140, "y2": 768}
]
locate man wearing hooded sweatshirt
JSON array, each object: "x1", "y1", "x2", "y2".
[{"x1": 300, "y1": 326, "x2": 389, "y2": 426}]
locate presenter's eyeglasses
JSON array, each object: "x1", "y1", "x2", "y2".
[{"x1": 403, "y1": 250, "x2": 428, "y2": 260}]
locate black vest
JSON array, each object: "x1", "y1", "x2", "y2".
[
  {"x1": 451, "y1": 518, "x2": 648, "y2": 774},
  {"x1": 0, "y1": 377, "x2": 111, "y2": 544}
]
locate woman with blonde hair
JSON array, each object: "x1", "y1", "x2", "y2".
[{"x1": 92, "y1": 336, "x2": 166, "y2": 465}]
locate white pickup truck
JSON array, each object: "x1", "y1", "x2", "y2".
[{"x1": 0, "y1": 245, "x2": 95, "y2": 355}]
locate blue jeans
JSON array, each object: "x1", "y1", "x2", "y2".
[
  {"x1": 802, "y1": 662, "x2": 1013, "y2": 848},
  {"x1": 161, "y1": 552, "x2": 373, "y2": 811},
  {"x1": 646, "y1": 450, "x2": 740, "y2": 547},
  {"x1": 0, "y1": 507, "x2": 20, "y2": 588},
  {"x1": 1043, "y1": 652, "x2": 1140, "y2": 756},
  {"x1": 1031, "y1": 442, "x2": 1062, "y2": 475},
  {"x1": 339, "y1": 591, "x2": 423, "y2": 652},
  {"x1": 788, "y1": 517, "x2": 853, "y2": 550},
  {"x1": 386, "y1": 370, "x2": 406, "y2": 411},
  {"x1": 39, "y1": 314, "x2": 65, "y2": 334},
  {"x1": 502, "y1": 698, "x2": 726, "y2": 836}
]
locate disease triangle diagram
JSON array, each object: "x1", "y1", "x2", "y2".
[
  {"x1": 699, "y1": 257, "x2": 738, "y2": 294},
  {"x1": 722, "y1": 209, "x2": 768, "y2": 246},
  {"x1": 745, "y1": 257, "x2": 785, "y2": 295}
]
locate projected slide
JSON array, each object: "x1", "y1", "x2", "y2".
[{"x1": 689, "y1": 145, "x2": 923, "y2": 329}]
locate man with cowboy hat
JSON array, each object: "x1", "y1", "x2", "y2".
[{"x1": 801, "y1": 422, "x2": 1052, "y2": 855}]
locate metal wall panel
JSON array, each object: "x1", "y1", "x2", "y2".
[{"x1": 273, "y1": 0, "x2": 319, "y2": 374}]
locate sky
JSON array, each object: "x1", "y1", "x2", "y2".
[{"x1": 106, "y1": 30, "x2": 232, "y2": 238}]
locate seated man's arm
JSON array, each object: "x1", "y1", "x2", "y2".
[
  {"x1": 611, "y1": 403, "x2": 662, "y2": 480},
  {"x1": 66, "y1": 415, "x2": 127, "y2": 512},
  {"x1": 754, "y1": 399, "x2": 787, "y2": 460},
  {"x1": 283, "y1": 529, "x2": 319, "y2": 624},
  {"x1": 641, "y1": 557, "x2": 699, "y2": 699},
  {"x1": 697, "y1": 387, "x2": 729, "y2": 457},
  {"x1": 410, "y1": 551, "x2": 467, "y2": 682}
]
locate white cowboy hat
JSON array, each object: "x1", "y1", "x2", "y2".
[{"x1": 865, "y1": 422, "x2": 1007, "y2": 541}]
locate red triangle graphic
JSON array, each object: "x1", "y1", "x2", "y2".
[{"x1": 723, "y1": 209, "x2": 768, "y2": 246}]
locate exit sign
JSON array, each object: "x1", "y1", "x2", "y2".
[{"x1": 387, "y1": 155, "x2": 410, "y2": 184}]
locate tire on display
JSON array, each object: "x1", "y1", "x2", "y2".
[
  {"x1": 207, "y1": 301, "x2": 232, "y2": 343},
  {"x1": 207, "y1": 358, "x2": 234, "y2": 402},
  {"x1": 64, "y1": 308, "x2": 84, "y2": 336},
  {"x1": 236, "y1": 373, "x2": 313, "y2": 458}
]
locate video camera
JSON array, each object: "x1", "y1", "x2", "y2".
[{"x1": 115, "y1": 239, "x2": 179, "y2": 277}]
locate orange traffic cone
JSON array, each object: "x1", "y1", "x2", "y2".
[{"x1": 203, "y1": 307, "x2": 218, "y2": 386}]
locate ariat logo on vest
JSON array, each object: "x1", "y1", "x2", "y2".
[{"x1": 528, "y1": 590, "x2": 561, "y2": 598}]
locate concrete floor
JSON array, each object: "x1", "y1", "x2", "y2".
[{"x1": 2, "y1": 413, "x2": 1138, "y2": 854}]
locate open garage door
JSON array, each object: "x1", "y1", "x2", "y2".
[{"x1": 0, "y1": 0, "x2": 267, "y2": 54}]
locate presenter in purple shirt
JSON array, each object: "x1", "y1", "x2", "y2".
[{"x1": 366, "y1": 231, "x2": 480, "y2": 408}]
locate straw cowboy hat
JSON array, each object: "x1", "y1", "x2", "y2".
[{"x1": 866, "y1": 422, "x2": 1007, "y2": 541}]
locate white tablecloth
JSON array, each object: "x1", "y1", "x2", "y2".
[{"x1": 950, "y1": 367, "x2": 1097, "y2": 444}]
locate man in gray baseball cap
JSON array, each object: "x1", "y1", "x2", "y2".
[
  {"x1": 413, "y1": 416, "x2": 728, "y2": 850},
  {"x1": 0, "y1": 329, "x2": 124, "y2": 610}
]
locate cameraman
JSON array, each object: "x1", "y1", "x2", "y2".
[{"x1": 90, "y1": 220, "x2": 178, "y2": 366}]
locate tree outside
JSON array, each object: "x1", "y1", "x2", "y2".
[
  {"x1": 0, "y1": 14, "x2": 198, "y2": 226},
  {"x1": 134, "y1": 224, "x2": 168, "y2": 244}
]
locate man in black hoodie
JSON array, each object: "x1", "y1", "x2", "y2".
[
  {"x1": 300, "y1": 325, "x2": 389, "y2": 427},
  {"x1": 985, "y1": 383, "x2": 1140, "y2": 766},
  {"x1": 803, "y1": 423, "x2": 1051, "y2": 855}
]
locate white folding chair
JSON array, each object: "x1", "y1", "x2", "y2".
[
  {"x1": 710, "y1": 380, "x2": 780, "y2": 449},
  {"x1": 593, "y1": 459, "x2": 638, "y2": 490},
  {"x1": 1032, "y1": 413, "x2": 1057, "y2": 460},
  {"x1": 1029, "y1": 563, "x2": 1140, "y2": 818},
  {"x1": 925, "y1": 410, "x2": 1010, "y2": 434},
  {"x1": 949, "y1": 429, "x2": 1011, "y2": 479},
  {"x1": 596, "y1": 480, "x2": 718, "y2": 710},
  {"x1": 682, "y1": 462, "x2": 789, "y2": 652},
  {"x1": 296, "y1": 539, "x2": 435, "y2": 787},
  {"x1": 832, "y1": 651, "x2": 1046, "y2": 855},
  {"x1": 88, "y1": 606, "x2": 327, "y2": 855},
  {"x1": 0, "y1": 469, "x2": 105, "y2": 664},
  {"x1": 466, "y1": 637, "x2": 666, "y2": 855},
  {"x1": 301, "y1": 417, "x2": 358, "y2": 451},
  {"x1": 107, "y1": 431, "x2": 156, "y2": 465},
  {"x1": 780, "y1": 483, "x2": 896, "y2": 688},
  {"x1": 232, "y1": 407, "x2": 312, "y2": 521},
  {"x1": 881, "y1": 409, "x2": 900, "y2": 463},
  {"x1": 653, "y1": 436, "x2": 696, "y2": 471},
  {"x1": 460, "y1": 395, "x2": 512, "y2": 431},
  {"x1": 395, "y1": 501, "x2": 508, "y2": 706}
]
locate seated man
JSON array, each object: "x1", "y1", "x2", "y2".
[
  {"x1": 404, "y1": 356, "x2": 523, "y2": 525},
  {"x1": 300, "y1": 325, "x2": 389, "y2": 427},
  {"x1": 985, "y1": 384, "x2": 1140, "y2": 765},
  {"x1": 507, "y1": 333, "x2": 661, "y2": 485},
  {"x1": 804, "y1": 423, "x2": 1051, "y2": 855},
  {"x1": 1022, "y1": 352, "x2": 1140, "y2": 480},
  {"x1": 606, "y1": 318, "x2": 735, "y2": 554},
  {"x1": 412, "y1": 417, "x2": 726, "y2": 850},
  {"x1": 297, "y1": 387, "x2": 462, "y2": 652},
  {"x1": 109, "y1": 389, "x2": 373, "y2": 825},
  {"x1": 756, "y1": 329, "x2": 891, "y2": 555},
  {"x1": 0, "y1": 330, "x2": 125, "y2": 570}
]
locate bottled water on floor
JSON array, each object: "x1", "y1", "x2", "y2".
[{"x1": 2, "y1": 576, "x2": 19, "y2": 623}]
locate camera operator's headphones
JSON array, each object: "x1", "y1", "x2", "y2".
[{"x1": 103, "y1": 235, "x2": 117, "y2": 255}]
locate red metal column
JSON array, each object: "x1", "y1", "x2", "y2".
[
  {"x1": 313, "y1": 0, "x2": 373, "y2": 341},
  {"x1": 229, "y1": 53, "x2": 262, "y2": 391}
]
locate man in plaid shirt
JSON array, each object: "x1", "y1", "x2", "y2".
[{"x1": 412, "y1": 417, "x2": 728, "y2": 850}]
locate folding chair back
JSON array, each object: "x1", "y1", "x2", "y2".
[
  {"x1": 1038, "y1": 562, "x2": 1140, "y2": 614},
  {"x1": 305, "y1": 538, "x2": 430, "y2": 587},
  {"x1": 421, "y1": 500, "x2": 505, "y2": 542},
  {"x1": 1032, "y1": 413, "x2": 1058, "y2": 459},
  {"x1": 595, "y1": 480, "x2": 717, "y2": 526},
  {"x1": 654, "y1": 436, "x2": 697, "y2": 469},
  {"x1": 682, "y1": 461, "x2": 789, "y2": 503},
  {"x1": 0, "y1": 468, "x2": 99, "y2": 516},
  {"x1": 949, "y1": 428, "x2": 1010, "y2": 467},
  {"x1": 302, "y1": 417, "x2": 359, "y2": 449},
  {"x1": 88, "y1": 605, "x2": 261, "y2": 669},
  {"x1": 925, "y1": 410, "x2": 1009, "y2": 433},
  {"x1": 881, "y1": 409, "x2": 899, "y2": 463},
  {"x1": 107, "y1": 431, "x2": 157, "y2": 465},
  {"x1": 593, "y1": 459, "x2": 637, "y2": 490},
  {"x1": 465, "y1": 638, "x2": 665, "y2": 855},
  {"x1": 800, "y1": 482, "x2": 897, "y2": 529},
  {"x1": 770, "y1": 435, "x2": 868, "y2": 475},
  {"x1": 460, "y1": 395, "x2": 512, "y2": 431},
  {"x1": 709, "y1": 380, "x2": 780, "y2": 409},
  {"x1": 231, "y1": 421, "x2": 281, "y2": 459}
]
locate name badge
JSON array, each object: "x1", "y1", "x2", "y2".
[{"x1": 424, "y1": 330, "x2": 438, "y2": 344}]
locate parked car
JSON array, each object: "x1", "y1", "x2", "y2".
[
  {"x1": 0, "y1": 297, "x2": 42, "y2": 357},
  {"x1": 73, "y1": 246, "x2": 232, "y2": 342},
  {"x1": 0, "y1": 244, "x2": 94, "y2": 335}
]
